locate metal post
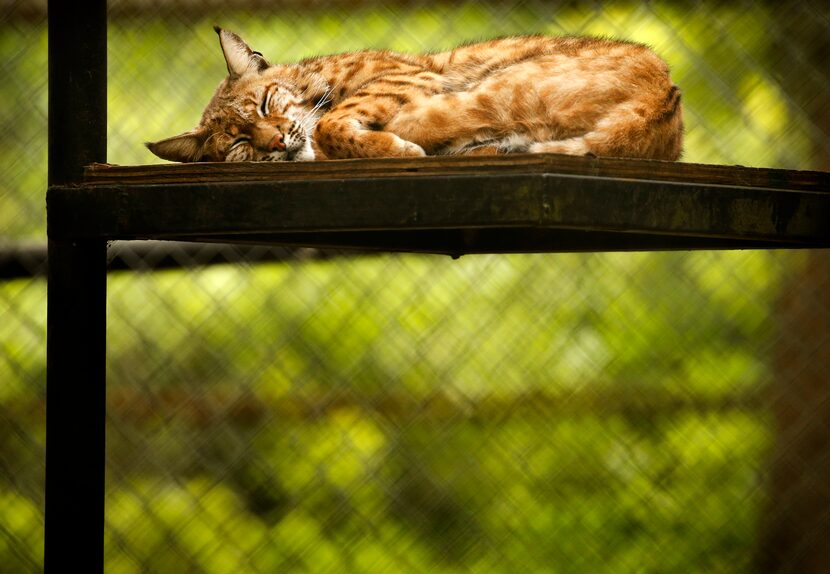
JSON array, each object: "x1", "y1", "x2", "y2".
[
  {"x1": 45, "y1": 1, "x2": 107, "y2": 571},
  {"x1": 44, "y1": 239, "x2": 107, "y2": 570}
]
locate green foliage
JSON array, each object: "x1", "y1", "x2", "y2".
[
  {"x1": 0, "y1": 1, "x2": 819, "y2": 571},
  {"x1": 1, "y1": 249, "x2": 788, "y2": 572},
  {"x1": 92, "y1": 411, "x2": 768, "y2": 573},
  {"x1": 100, "y1": 251, "x2": 788, "y2": 402},
  {"x1": 0, "y1": 24, "x2": 48, "y2": 238}
]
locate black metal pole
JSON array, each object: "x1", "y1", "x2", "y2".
[
  {"x1": 45, "y1": 1, "x2": 108, "y2": 571},
  {"x1": 47, "y1": 2, "x2": 108, "y2": 186}
]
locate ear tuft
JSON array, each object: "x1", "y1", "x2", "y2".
[
  {"x1": 215, "y1": 26, "x2": 269, "y2": 78},
  {"x1": 146, "y1": 130, "x2": 207, "y2": 163}
]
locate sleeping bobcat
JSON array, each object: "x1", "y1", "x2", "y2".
[{"x1": 147, "y1": 27, "x2": 683, "y2": 163}]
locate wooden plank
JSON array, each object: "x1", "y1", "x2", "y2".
[
  {"x1": 84, "y1": 153, "x2": 829, "y2": 192},
  {"x1": 48, "y1": 172, "x2": 830, "y2": 254}
]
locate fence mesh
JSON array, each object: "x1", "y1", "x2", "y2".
[{"x1": 2, "y1": 0, "x2": 830, "y2": 572}]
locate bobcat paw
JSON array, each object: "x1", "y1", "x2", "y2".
[
  {"x1": 399, "y1": 140, "x2": 426, "y2": 157},
  {"x1": 529, "y1": 138, "x2": 590, "y2": 156}
]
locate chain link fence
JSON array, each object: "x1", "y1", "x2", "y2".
[{"x1": 2, "y1": 0, "x2": 829, "y2": 572}]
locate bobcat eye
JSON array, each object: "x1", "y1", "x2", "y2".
[
  {"x1": 259, "y1": 90, "x2": 272, "y2": 117},
  {"x1": 229, "y1": 136, "x2": 251, "y2": 150}
]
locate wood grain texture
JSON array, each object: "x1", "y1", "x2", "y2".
[
  {"x1": 84, "y1": 153, "x2": 829, "y2": 191},
  {"x1": 49, "y1": 156, "x2": 830, "y2": 253}
]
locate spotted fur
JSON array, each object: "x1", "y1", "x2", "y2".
[{"x1": 147, "y1": 28, "x2": 683, "y2": 162}]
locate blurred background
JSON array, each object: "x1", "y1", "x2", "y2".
[{"x1": 2, "y1": 0, "x2": 829, "y2": 572}]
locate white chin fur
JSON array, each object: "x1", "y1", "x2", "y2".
[
  {"x1": 260, "y1": 149, "x2": 314, "y2": 162},
  {"x1": 292, "y1": 144, "x2": 315, "y2": 161}
]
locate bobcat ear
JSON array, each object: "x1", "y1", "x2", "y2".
[
  {"x1": 214, "y1": 26, "x2": 269, "y2": 78},
  {"x1": 146, "y1": 129, "x2": 208, "y2": 163}
]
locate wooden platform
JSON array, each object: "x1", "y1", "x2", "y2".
[{"x1": 46, "y1": 154, "x2": 830, "y2": 256}]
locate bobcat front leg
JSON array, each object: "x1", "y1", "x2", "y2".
[{"x1": 313, "y1": 102, "x2": 425, "y2": 159}]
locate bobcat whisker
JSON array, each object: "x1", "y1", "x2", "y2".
[
  {"x1": 294, "y1": 86, "x2": 334, "y2": 141},
  {"x1": 297, "y1": 86, "x2": 333, "y2": 128}
]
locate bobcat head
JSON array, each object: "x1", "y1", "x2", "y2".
[{"x1": 146, "y1": 27, "x2": 331, "y2": 162}]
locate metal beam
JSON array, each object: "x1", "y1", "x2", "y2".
[
  {"x1": 45, "y1": 0, "x2": 107, "y2": 571},
  {"x1": 0, "y1": 241, "x2": 359, "y2": 280}
]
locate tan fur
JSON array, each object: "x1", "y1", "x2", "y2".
[{"x1": 147, "y1": 29, "x2": 683, "y2": 163}]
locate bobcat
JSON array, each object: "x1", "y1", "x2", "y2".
[{"x1": 147, "y1": 27, "x2": 683, "y2": 163}]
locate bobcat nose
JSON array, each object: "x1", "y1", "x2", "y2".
[{"x1": 268, "y1": 133, "x2": 286, "y2": 152}]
